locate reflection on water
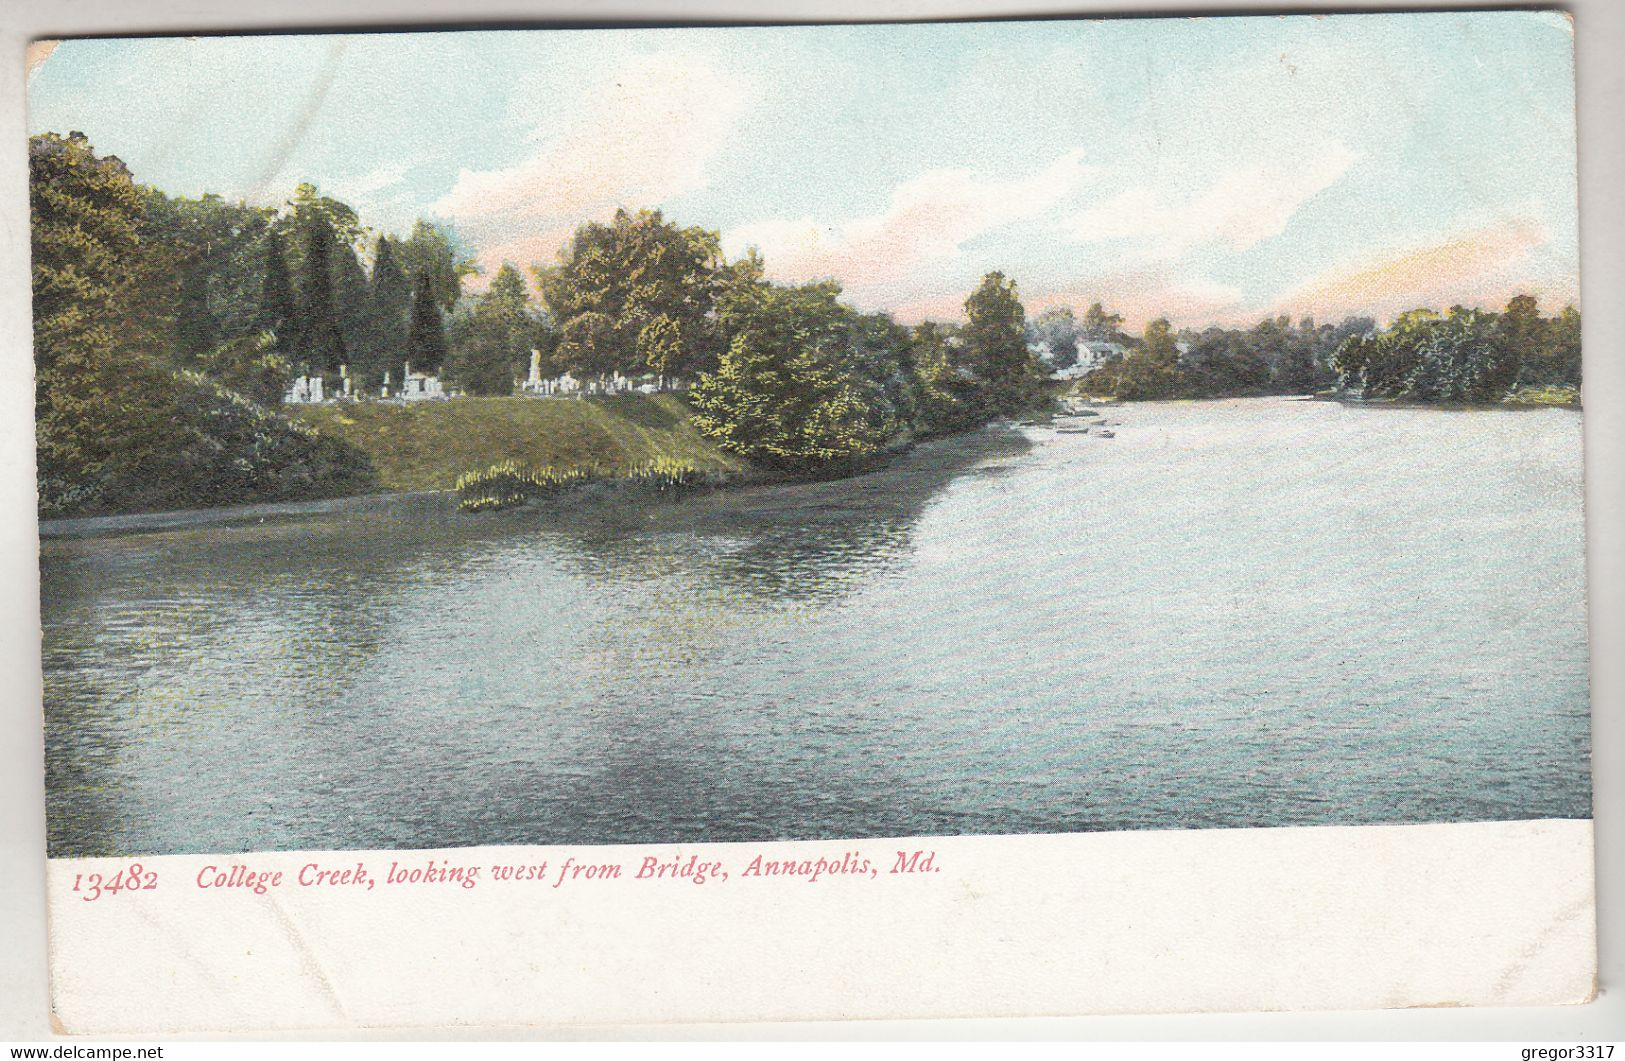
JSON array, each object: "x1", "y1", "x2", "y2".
[{"x1": 41, "y1": 399, "x2": 1590, "y2": 857}]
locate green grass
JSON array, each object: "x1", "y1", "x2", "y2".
[
  {"x1": 292, "y1": 393, "x2": 743, "y2": 493},
  {"x1": 1502, "y1": 384, "x2": 1581, "y2": 407}
]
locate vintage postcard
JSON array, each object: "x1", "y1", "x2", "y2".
[{"x1": 27, "y1": 11, "x2": 1593, "y2": 1033}]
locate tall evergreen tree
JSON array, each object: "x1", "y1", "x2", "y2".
[
  {"x1": 407, "y1": 271, "x2": 449, "y2": 374},
  {"x1": 294, "y1": 213, "x2": 347, "y2": 374},
  {"x1": 330, "y1": 239, "x2": 372, "y2": 372},
  {"x1": 259, "y1": 233, "x2": 297, "y2": 339},
  {"x1": 359, "y1": 235, "x2": 411, "y2": 388}
]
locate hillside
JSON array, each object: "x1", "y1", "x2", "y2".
[{"x1": 292, "y1": 393, "x2": 743, "y2": 493}]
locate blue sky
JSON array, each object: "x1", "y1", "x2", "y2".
[{"x1": 28, "y1": 13, "x2": 1579, "y2": 327}]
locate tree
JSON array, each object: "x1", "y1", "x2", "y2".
[
  {"x1": 291, "y1": 210, "x2": 348, "y2": 373},
  {"x1": 356, "y1": 235, "x2": 411, "y2": 389},
  {"x1": 259, "y1": 233, "x2": 297, "y2": 338},
  {"x1": 959, "y1": 272, "x2": 1045, "y2": 416},
  {"x1": 1543, "y1": 304, "x2": 1582, "y2": 386},
  {"x1": 199, "y1": 331, "x2": 293, "y2": 407},
  {"x1": 540, "y1": 208, "x2": 726, "y2": 380},
  {"x1": 29, "y1": 132, "x2": 373, "y2": 516},
  {"x1": 1081, "y1": 302, "x2": 1127, "y2": 343},
  {"x1": 1329, "y1": 307, "x2": 1517, "y2": 402},
  {"x1": 399, "y1": 220, "x2": 477, "y2": 314},
  {"x1": 137, "y1": 189, "x2": 281, "y2": 366},
  {"x1": 447, "y1": 262, "x2": 536, "y2": 395},
  {"x1": 908, "y1": 321, "x2": 978, "y2": 435},
  {"x1": 28, "y1": 132, "x2": 143, "y2": 375},
  {"x1": 407, "y1": 271, "x2": 449, "y2": 375},
  {"x1": 1030, "y1": 305, "x2": 1080, "y2": 368},
  {"x1": 691, "y1": 282, "x2": 904, "y2": 471}
]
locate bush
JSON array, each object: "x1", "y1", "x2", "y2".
[
  {"x1": 456, "y1": 456, "x2": 717, "y2": 513},
  {"x1": 38, "y1": 360, "x2": 374, "y2": 517}
]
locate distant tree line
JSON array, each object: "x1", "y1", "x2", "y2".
[
  {"x1": 1328, "y1": 298, "x2": 1580, "y2": 402},
  {"x1": 35, "y1": 128, "x2": 1576, "y2": 516},
  {"x1": 1066, "y1": 298, "x2": 1579, "y2": 403}
]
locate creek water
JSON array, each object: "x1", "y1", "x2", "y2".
[{"x1": 40, "y1": 397, "x2": 1591, "y2": 856}]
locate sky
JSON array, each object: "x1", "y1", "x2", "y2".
[{"x1": 27, "y1": 13, "x2": 1579, "y2": 329}]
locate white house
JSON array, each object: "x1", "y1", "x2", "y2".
[
  {"x1": 1049, "y1": 340, "x2": 1127, "y2": 380},
  {"x1": 1077, "y1": 339, "x2": 1127, "y2": 369}
]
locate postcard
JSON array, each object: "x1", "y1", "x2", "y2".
[{"x1": 27, "y1": 11, "x2": 1594, "y2": 1033}]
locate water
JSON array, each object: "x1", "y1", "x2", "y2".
[{"x1": 40, "y1": 398, "x2": 1591, "y2": 857}]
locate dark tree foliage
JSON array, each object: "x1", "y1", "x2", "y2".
[
  {"x1": 357, "y1": 235, "x2": 412, "y2": 389},
  {"x1": 407, "y1": 271, "x2": 450, "y2": 374},
  {"x1": 30, "y1": 132, "x2": 373, "y2": 517},
  {"x1": 958, "y1": 272, "x2": 1047, "y2": 417},
  {"x1": 1328, "y1": 297, "x2": 1578, "y2": 403},
  {"x1": 292, "y1": 212, "x2": 349, "y2": 374},
  {"x1": 260, "y1": 234, "x2": 297, "y2": 337}
]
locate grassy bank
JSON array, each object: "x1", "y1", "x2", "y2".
[{"x1": 292, "y1": 393, "x2": 743, "y2": 493}]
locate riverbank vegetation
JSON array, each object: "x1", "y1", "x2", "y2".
[
  {"x1": 30, "y1": 131, "x2": 1048, "y2": 516},
  {"x1": 1068, "y1": 296, "x2": 1580, "y2": 405},
  {"x1": 31, "y1": 128, "x2": 1581, "y2": 516},
  {"x1": 455, "y1": 457, "x2": 721, "y2": 513},
  {"x1": 293, "y1": 394, "x2": 741, "y2": 493}
]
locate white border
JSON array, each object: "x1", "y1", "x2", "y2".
[{"x1": 3, "y1": 0, "x2": 1621, "y2": 1041}]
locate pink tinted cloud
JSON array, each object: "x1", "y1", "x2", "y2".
[
  {"x1": 892, "y1": 271, "x2": 1245, "y2": 331},
  {"x1": 726, "y1": 149, "x2": 1094, "y2": 301},
  {"x1": 1066, "y1": 141, "x2": 1358, "y2": 260},
  {"x1": 432, "y1": 53, "x2": 746, "y2": 276},
  {"x1": 1270, "y1": 214, "x2": 1576, "y2": 323}
]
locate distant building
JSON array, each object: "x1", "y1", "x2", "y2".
[
  {"x1": 1078, "y1": 339, "x2": 1127, "y2": 368},
  {"x1": 1051, "y1": 340, "x2": 1127, "y2": 379}
]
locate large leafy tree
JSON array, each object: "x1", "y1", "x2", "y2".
[
  {"x1": 398, "y1": 220, "x2": 477, "y2": 314},
  {"x1": 540, "y1": 208, "x2": 726, "y2": 380},
  {"x1": 29, "y1": 132, "x2": 143, "y2": 375},
  {"x1": 959, "y1": 271, "x2": 1045, "y2": 416},
  {"x1": 907, "y1": 321, "x2": 980, "y2": 436},
  {"x1": 692, "y1": 281, "x2": 905, "y2": 471},
  {"x1": 448, "y1": 263, "x2": 538, "y2": 395}
]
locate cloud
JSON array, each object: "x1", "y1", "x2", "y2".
[
  {"x1": 1067, "y1": 141, "x2": 1358, "y2": 259},
  {"x1": 724, "y1": 148, "x2": 1095, "y2": 303},
  {"x1": 891, "y1": 270, "x2": 1245, "y2": 330},
  {"x1": 1269, "y1": 212, "x2": 1573, "y2": 322},
  {"x1": 432, "y1": 53, "x2": 747, "y2": 272}
]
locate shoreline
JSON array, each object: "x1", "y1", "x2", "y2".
[
  {"x1": 37, "y1": 489, "x2": 448, "y2": 540},
  {"x1": 36, "y1": 422, "x2": 1033, "y2": 540}
]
